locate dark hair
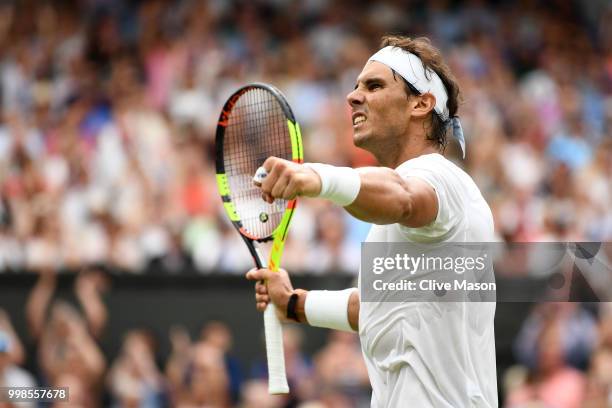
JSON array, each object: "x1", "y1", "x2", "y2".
[{"x1": 381, "y1": 35, "x2": 461, "y2": 150}]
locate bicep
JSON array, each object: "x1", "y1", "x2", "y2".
[
  {"x1": 399, "y1": 176, "x2": 438, "y2": 228},
  {"x1": 345, "y1": 167, "x2": 438, "y2": 226}
]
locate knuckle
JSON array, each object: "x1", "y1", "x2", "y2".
[
  {"x1": 263, "y1": 157, "x2": 275, "y2": 167},
  {"x1": 293, "y1": 174, "x2": 305, "y2": 189},
  {"x1": 274, "y1": 161, "x2": 287, "y2": 173}
]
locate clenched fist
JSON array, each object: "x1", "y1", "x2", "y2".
[{"x1": 255, "y1": 157, "x2": 322, "y2": 203}]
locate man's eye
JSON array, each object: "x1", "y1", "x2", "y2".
[{"x1": 369, "y1": 83, "x2": 382, "y2": 91}]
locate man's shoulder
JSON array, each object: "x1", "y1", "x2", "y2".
[
  {"x1": 393, "y1": 153, "x2": 494, "y2": 240},
  {"x1": 396, "y1": 153, "x2": 464, "y2": 176},
  {"x1": 396, "y1": 153, "x2": 477, "y2": 192},
  {"x1": 395, "y1": 152, "x2": 442, "y2": 170}
]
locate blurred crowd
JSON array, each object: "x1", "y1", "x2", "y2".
[
  {"x1": 1, "y1": 0, "x2": 612, "y2": 407},
  {"x1": 0, "y1": 269, "x2": 371, "y2": 407},
  {"x1": 504, "y1": 302, "x2": 612, "y2": 408},
  {"x1": 0, "y1": 0, "x2": 610, "y2": 275},
  {"x1": 4, "y1": 271, "x2": 612, "y2": 407}
]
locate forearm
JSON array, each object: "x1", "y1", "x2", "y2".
[
  {"x1": 246, "y1": 267, "x2": 359, "y2": 332},
  {"x1": 259, "y1": 158, "x2": 434, "y2": 226},
  {"x1": 345, "y1": 167, "x2": 414, "y2": 224},
  {"x1": 26, "y1": 274, "x2": 56, "y2": 339},
  {"x1": 304, "y1": 164, "x2": 432, "y2": 226},
  {"x1": 74, "y1": 334, "x2": 106, "y2": 380},
  {"x1": 76, "y1": 290, "x2": 107, "y2": 339}
]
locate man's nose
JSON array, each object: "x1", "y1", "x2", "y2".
[{"x1": 346, "y1": 88, "x2": 364, "y2": 107}]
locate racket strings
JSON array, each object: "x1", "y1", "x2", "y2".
[{"x1": 223, "y1": 88, "x2": 293, "y2": 239}]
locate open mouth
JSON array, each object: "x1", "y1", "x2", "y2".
[{"x1": 353, "y1": 114, "x2": 367, "y2": 127}]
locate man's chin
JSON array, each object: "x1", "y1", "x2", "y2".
[{"x1": 353, "y1": 132, "x2": 369, "y2": 148}]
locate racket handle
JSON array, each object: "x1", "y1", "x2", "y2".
[{"x1": 263, "y1": 304, "x2": 289, "y2": 394}]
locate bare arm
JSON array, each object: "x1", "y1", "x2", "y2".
[
  {"x1": 67, "y1": 320, "x2": 106, "y2": 383},
  {"x1": 246, "y1": 268, "x2": 359, "y2": 331},
  {"x1": 258, "y1": 158, "x2": 438, "y2": 228},
  {"x1": 0, "y1": 309, "x2": 25, "y2": 365},
  {"x1": 26, "y1": 269, "x2": 56, "y2": 340},
  {"x1": 253, "y1": 159, "x2": 439, "y2": 328},
  {"x1": 346, "y1": 167, "x2": 438, "y2": 227},
  {"x1": 75, "y1": 271, "x2": 108, "y2": 339},
  {"x1": 347, "y1": 290, "x2": 360, "y2": 331}
]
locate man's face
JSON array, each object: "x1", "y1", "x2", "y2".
[{"x1": 346, "y1": 61, "x2": 413, "y2": 152}]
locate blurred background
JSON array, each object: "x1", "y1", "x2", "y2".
[{"x1": 0, "y1": 0, "x2": 611, "y2": 406}]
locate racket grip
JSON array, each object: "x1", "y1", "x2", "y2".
[{"x1": 263, "y1": 304, "x2": 289, "y2": 394}]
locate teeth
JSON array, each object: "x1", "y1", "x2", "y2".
[{"x1": 353, "y1": 116, "x2": 366, "y2": 125}]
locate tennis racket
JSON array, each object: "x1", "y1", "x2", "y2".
[{"x1": 215, "y1": 83, "x2": 303, "y2": 394}]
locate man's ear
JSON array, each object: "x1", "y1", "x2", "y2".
[{"x1": 411, "y1": 93, "x2": 436, "y2": 119}]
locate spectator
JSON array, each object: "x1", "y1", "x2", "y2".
[
  {"x1": 0, "y1": 0, "x2": 611, "y2": 406},
  {"x1": 514, "y1": 303, "x2": 598, "y2": 371},
  {"x1": 178, "y1": 342, "x2": 230, "y2": 407},
  {"x1": 108, "y1": 329, "x2": 168, "y2": 408},
  {"x1": 166, "y1": 322, "x2": 233, "y2": 407},
  {"x1": 312, "y1": 331, "x2": 370, "y2": 405},
  {"x1": 0, "y1": 323, "x2": 36, "y2": 408},
  {"x1": 507, "y1": 316, "x2": 587, "y2": 408},
  {"x1": 25, "y1": 269, "x2": 108, "y2": 405},
  {"x1": 199, "y1": 321, "x2": 243, "y2": 404},
  {"x1": 0, "y1": 0, "x2": 609, "y2": 277}
]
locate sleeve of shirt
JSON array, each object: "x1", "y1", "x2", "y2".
[{"x1": 394, "y1": 157, "x2": 463, "y2": 241}]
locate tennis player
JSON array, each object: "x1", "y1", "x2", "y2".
[{"x1": 247, "y1": 35, "x2": 497, "y2": 407}]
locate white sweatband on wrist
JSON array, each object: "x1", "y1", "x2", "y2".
[
  {"x1": 305, "y1": 288, "x2": 357, "y2": 332},
  {"x1": 303, "y1": 163, "x2": 361, "y2": 207}
]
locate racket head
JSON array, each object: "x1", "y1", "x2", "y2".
[{"x1": 215, "y1": 83, "x2": 303, "y2": 244}]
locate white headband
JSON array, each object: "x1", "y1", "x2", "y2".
[
  {"x1": 369, "y1": 46, "x2": 449, "y2": 120},
  {"x1": 368, "y1": 46, "x2": 466, "y2": 158}
]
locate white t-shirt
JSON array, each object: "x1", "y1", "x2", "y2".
[{"x1": 359, "y1": 153, "x2": 498, "y2": 407}]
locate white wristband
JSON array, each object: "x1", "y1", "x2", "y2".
[
  {"x1": 304, "y1": 163, "x2": 361, "y2": 207},
  {"x1": 305, "y1": 288, "x2": 357, "y2": 332}
]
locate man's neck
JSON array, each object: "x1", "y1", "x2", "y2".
[{"x1": 377, "y1": 143, "x2": 439, "y2": 168}]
